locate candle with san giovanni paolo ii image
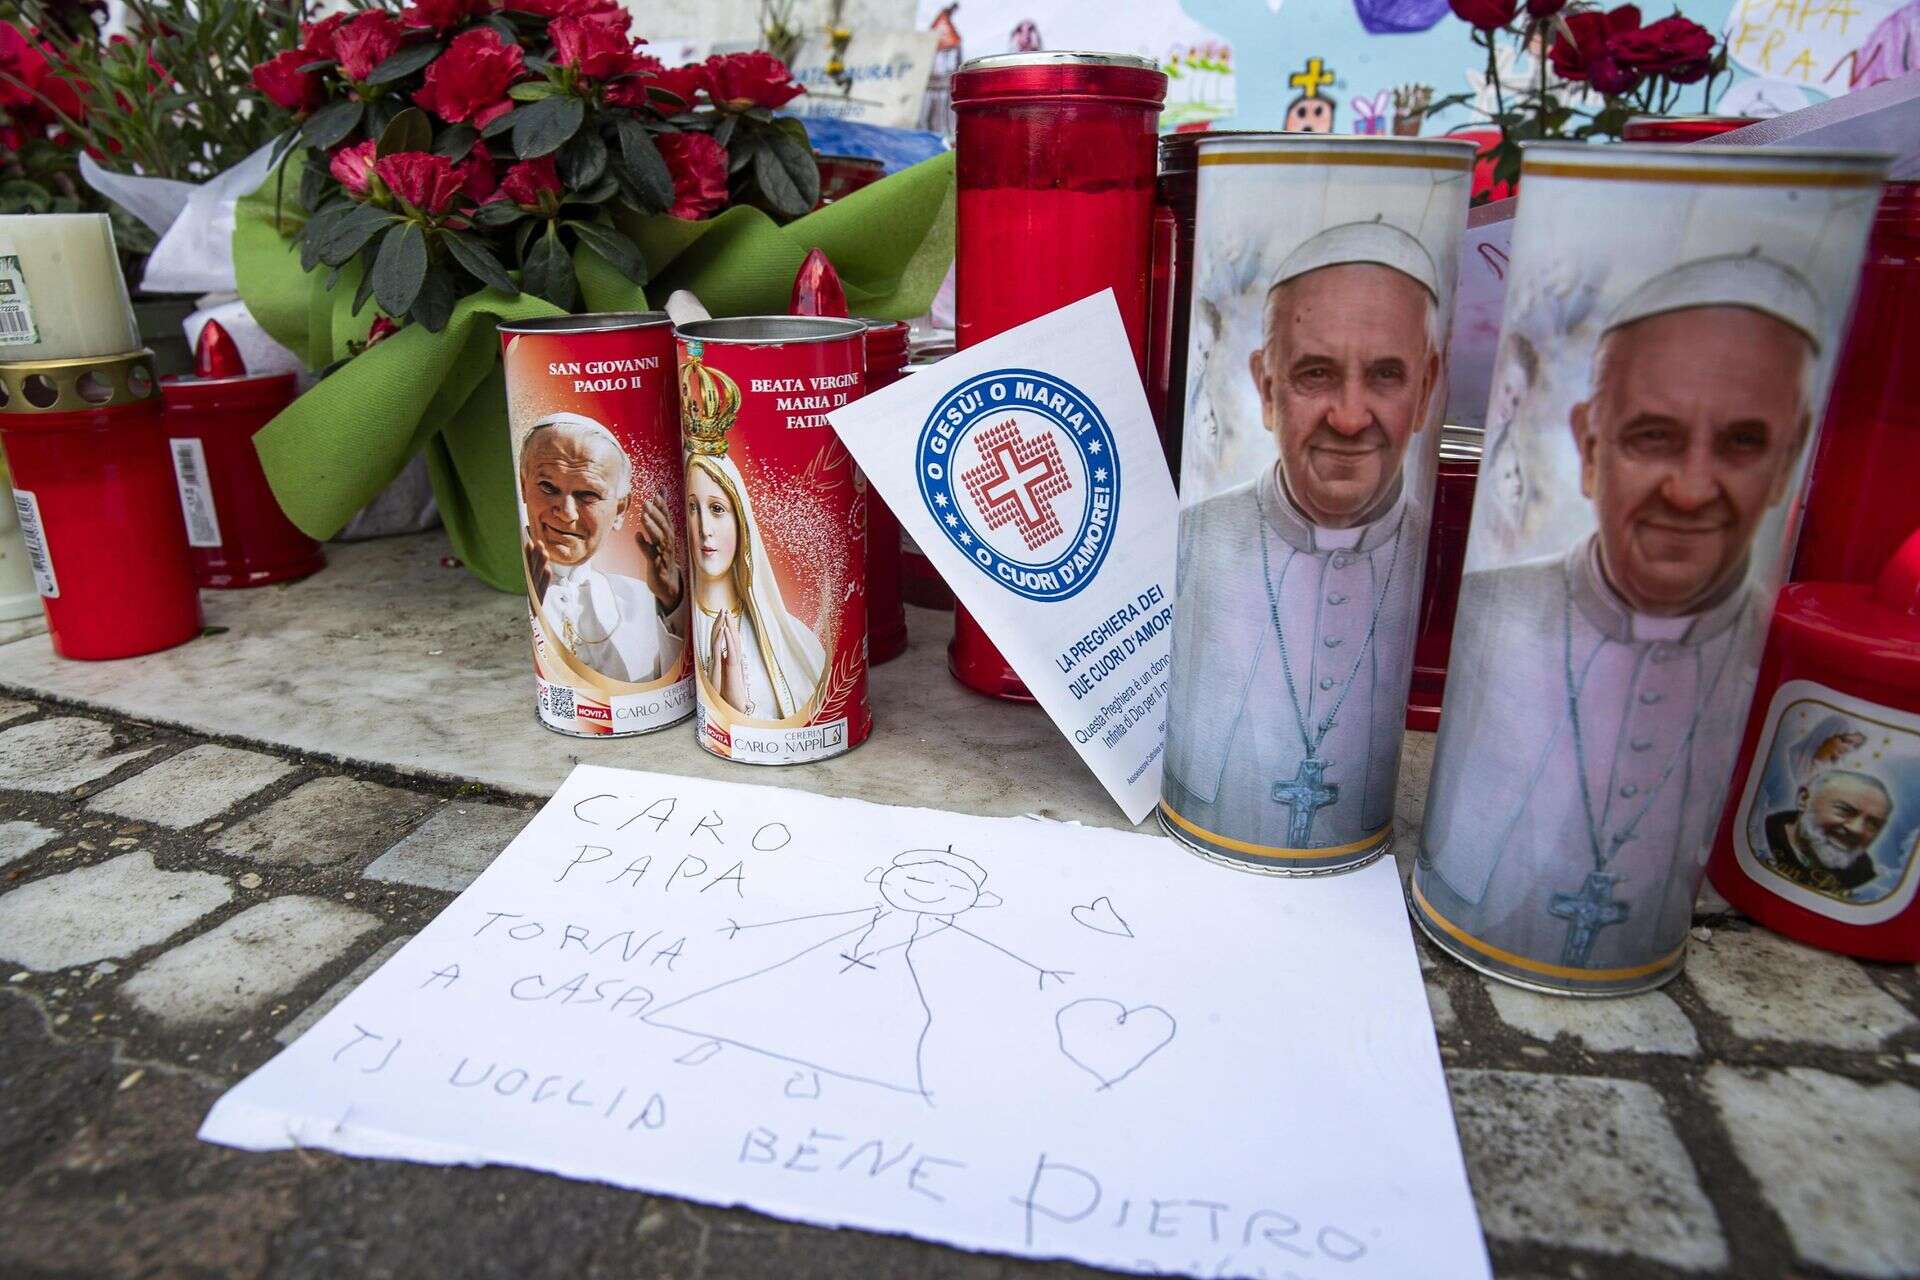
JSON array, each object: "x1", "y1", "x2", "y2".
[
  {"x1": 1410, "y1": 143, "x2": 1888, "y2": 996},
  {"x1": 676, "y1": 317, "x2": 871, "y2": 766}
]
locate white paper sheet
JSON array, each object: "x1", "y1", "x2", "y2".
[
  {"x1": 829, "y1": 292, "x2": 1179, "y2": 822},
  {"x1": 202, "y1": 765, "x2": 1489, "y2": 1280}
]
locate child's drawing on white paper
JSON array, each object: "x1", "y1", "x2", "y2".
[{"x1": 643, "y1": 847, "x2": 1098, "y2": 1105}]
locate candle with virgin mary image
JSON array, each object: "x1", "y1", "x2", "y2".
[
  {"x1": 1410, "y1": 143, "x2": 1889, "y2": 995},
  {"x1": 1159, "y1": 134, "x2": 1474, "y2": 875},
  {"x1": 676, "y1": 317, "x2": 872, "y2": 766}
]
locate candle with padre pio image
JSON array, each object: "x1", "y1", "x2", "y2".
[
  {"x1": 1158, "y1": 134, "x2": 1474, "y2": 875},
  {"x1": 676, "y1": 317, "x2": 871, "y2": 766},
  {"x1": 499, "y1": 313, "x2": 694, "y2": 738},
  {"x1": 1410, "y1": 143, "x2": 1889, "y2": 995}
]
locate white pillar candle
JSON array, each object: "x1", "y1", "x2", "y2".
[{"x1": 0, "y1": 213, "x2": 140, "y2": 361}]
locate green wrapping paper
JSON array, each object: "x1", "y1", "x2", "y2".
[{"x1": 233, "y1": 150, "x2": 955, "y2": 592}]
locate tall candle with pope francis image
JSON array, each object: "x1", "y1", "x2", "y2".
[
  {"x1": 499, "y1": 313, "x2": 695, "y2": 738},
  {"x1": 1158, "y1": 134, "x2": 1474, "y2": 874},
  {"x1": 1410, "y1": 143, "x2": 1889, "y2": 996}
]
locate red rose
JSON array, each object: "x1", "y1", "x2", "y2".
[
  {"x1": 703, "y1": 51, "x2": 804, "y2": 110},
  {"x1": 658, "y1": 131, "x2": 728, "y2": 220},
  {"x1": 1550, "y1": 4, "x2": 1640, "y2": 81},
  {"x1": 334, "y1": 11, "x2": 406, "y2": 83},
  {"x1": 299, "y1": 13, "x2": 349, "y2": 62},
  {"x1": 1449, "y1": 0, "x2": 1520, "y2": 31},
  {"x1": 329, "y1": 139, "x2": 380, "y2": 197},
  {"x1": 401, "y1": 0, "x2": 491, "y2": 32},
  {"x1": 502, "y1": 0, "x2": 630, "y2": 20},
  {"x1": 1525, "y1": 0, "x2": 1567, "y2": 15},
  {"x1": 374, "y1": 151, "x2": 466, "y2": 215},
  {"x1": 460, "y1": 146, "x2": 498, "y2": 203},
  {"x1": 251, "y1": 48, "x2": 325, "y2": 114},
  {"x1": 497, "y1": 156, "x2": 563, "y2": 210},
  {"x1": 414, "y1": 26, "x2": 524, "y2": 127},
  {"x1": 1610, "y1": 15, "x2": 1717, "y2": 83},
  {"x1": 550, "y1": 12, "x2": 638, "y2": 81}
]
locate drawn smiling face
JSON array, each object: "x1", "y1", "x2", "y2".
[{"x1": 879, "y1": 861, "x2": 981, "y2": 915}]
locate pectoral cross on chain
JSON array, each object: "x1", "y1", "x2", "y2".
[
  {"x1": 1272, "y1": 757, "x2": 1338, "y2": 847},
  {"x1": 1550, "y1": 871, "x2": 1630, "y2": 967}
]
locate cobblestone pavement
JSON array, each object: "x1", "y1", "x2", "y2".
[{"x1": 1, "y1": 697, "x2": 1916, "y2": 1280}]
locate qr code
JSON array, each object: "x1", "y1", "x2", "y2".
[{"x1": 544, "y1": 682, "x2": 576, "y2": 722}]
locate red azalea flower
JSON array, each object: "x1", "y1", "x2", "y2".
[
  {"x1": 1526, "y1": 0, "x2": 1568, "y2": 14},
  {"x1": 1449, "y1": 0, "x2": 1520, "y2": 31},
  {"x1": 329, "y1": 139, "x2": 380, "y2": 197},
  {"x1": 658, "y1": 131, "x2": 728, "y2": 220},
  {"x1": 703, "y1": 51, "x2": 804, "y2": 110},
  {"x1": 374, "y1": 151, "x2": 466, "y2": 215},
  {"x1": 1549, "y1": 4, "x2": 1641, "y2": 81},
  {"x1": 625, "y1": 59, "x2": 705, "y2": 108},
  {"x1": 366, "y1": 315, "x2": 401, "y2": 346},
  {"x1": 401, "y1": 0, "x2": 491, "y2": 32},
  {"x1": 497, "y1": 156, "x2": 563, "y2": 210},
  {"x1": 334, "y1": 11, "x2": 406, "y2": 83},
  {"x1": 414, "y1": 26, "x2": 524, "y2": 127},
  {"x1": 299, "y1": 13, "x2": 349, "y2": 62},
  {"x1": 550, "y1": 12, "x2": 639, "y2": 81},
  {"x1": 1, "y1": 23, "x2": 85, "y2": 122},
  {"x1": 251, "y1": 48, "x2": 325, "y2": 114},
  {"x1": 1609, "y1": 15, "x2": 1717, "y2": 83},
  {"x1": 460, "y1": 146, "x2": 498, "y2": 203}
]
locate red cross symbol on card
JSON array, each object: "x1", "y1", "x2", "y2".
[{"x1": 960, "y1": 419, "x2": 1072, "y2": 550}]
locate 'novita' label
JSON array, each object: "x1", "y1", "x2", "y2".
[
  {"x1": 0, "y1": 255, "x2": 37, "y2": 347},
  {"x1": 12, "y1": 489, "x2": 56, "y2": 597}
]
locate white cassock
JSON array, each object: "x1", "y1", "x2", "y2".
[
  {"x1": 1418, "y1": 536, "x2": 1760, "y2": 970},
  {"x1": 539, "y1": 561, "x2": 682, "y2": 684},
  {"x1": 1164, "y1": 467, "x2": 1426, "y2": 850}
]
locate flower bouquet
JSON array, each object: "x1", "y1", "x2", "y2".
[
  {"x1": 234, "y1": 0, "x2": 955, "y2": 592},
  {"x1": 1441, "y1": 0, "x2": 1729, "y2": 200}
]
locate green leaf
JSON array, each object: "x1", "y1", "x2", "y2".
[
  {"x1": 612, "y1": 116, "x2": 673, "y2": 212},
  {"x1": 711, "y1": 114, "x2": 737, "y2": 149},
  {"x1": 377, "y1": 107, "x2": 433, "y2": 158},
  {"x1": 444, "y1": 230, "x2": 520, "y2": 296},
  {"x1": 298, "y1": 156, "x2": 331, "y2": 213},
  {"x1": 512, "y1": 95, "x2": 586, "y2": 159},
  {"x1": 315, "y1": 203, "x2": 396, "y2": 267},
  {"x1": 482, "y1": 107, "x2": 523, "y2": 139},
  {"x1": 471, "y1": 199, "x2": 527, "y2": 226},
  {"x1": 371, "y1": 222, "x2": 429, "y2": 318},
  {"x1": 300, "y1": 203, "x2": 349, "y2": 271},
  {"x1": 509, "y1": 80, "x2": 565, "y2": 102},
  {"x1": 521, "y1": 225, "x2": 577, "y2": 309},
  {"x1": 367, "y1": 42, "x2": 442, "y2": 87},
  {"x1": 433, "y1": 125, "x2": 480, "y2": 161},
  {"x1": 557, "y1": 129, "x2": 608, "y2": 189},
  {"x1": 412, "y1": 263, "x2": 458, "y2": 333},
  {"x1": 301, "y1": 98, "x2": 365, "y2": 151},
  {"x1": 752, "y1": 122, "x2": 819, "y2": 220},
  {"x1": 364, "y1": 96, "x2": 403, "y2": 141},
  {"x1": 352, "y1": 263, "x2": 378, "y2": 316},
  {"x1": 573, "y1": 173, "x2": 619, "y2": 204},
  {"x1": 568, "y1": 220, "x2": 648, "y2": 285}
]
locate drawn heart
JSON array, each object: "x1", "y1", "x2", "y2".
[
  {"x1": 1069, "y1": 896, "x2": 1134, "y2": 939},
  {"x1": 1055, "y1": 998, "x2": 1176, "y2": 1090}
]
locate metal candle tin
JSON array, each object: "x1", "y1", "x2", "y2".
[
  {"x1": 676, "y1": 316, "x2": 871, "y2": 764},
  {"x1": 1159, "y1": 133, "x2": 1473, "y2": 875},
  {"x1": 948, "y1": 50, "x2": 1166, "y2": 703},
  {"x1": 499, "y1": 312, "x2": 694, "y2": 738},
  {"x1": 1411, "y1": 143, "x2": 1889, "y2": 994},
  {"x1": 159, "y1": 370, "x2": 322, "y2": 588},
  {"x1": 0, "y1": 350, "x2": 202, "y2": 659}
]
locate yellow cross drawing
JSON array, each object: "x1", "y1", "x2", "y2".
[{"x1": 1289, "y1": 57, "x2": 1335, "y2": 98}]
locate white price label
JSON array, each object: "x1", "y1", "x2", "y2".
[
  {"x1": 168, "y1": 438, "x2": 224, "y2": 548},
  {"x1": 12, "y1": 488, "x2": 57, "y2": 598}
]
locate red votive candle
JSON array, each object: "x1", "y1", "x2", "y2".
[
  {"x1": 863, "y1": 318, "x2": 912, "y2": 664},
  {"x1": 1619, "y1": 115, "x2": 1760, "y2": 143},
  {"x1": 948, "y1": 51, "x2": 1167, "y2": 701},
  {"x1": 1708, "y1": 530, "x2": 1920, "y2": 962},
  {"x1": 0, "y1": 351, "x2": 201, "y2": 659},
  {"x1": 1793, "y1": 182, "x2": 1920, "y2": 584},
  {"x1": 160, "y1": 370, "x2": 322, "y2": 588}
]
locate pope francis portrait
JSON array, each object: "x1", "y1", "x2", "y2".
[
  {"x1": 1418, "y1": 251, "x2": 1824, "y2": 973},
  {"x1": 520, "y1": 413, "x2": 687, "y2": 685},
  {"x1": 1163, "y1": 220, "x2": 1443, "y2": 857}
]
